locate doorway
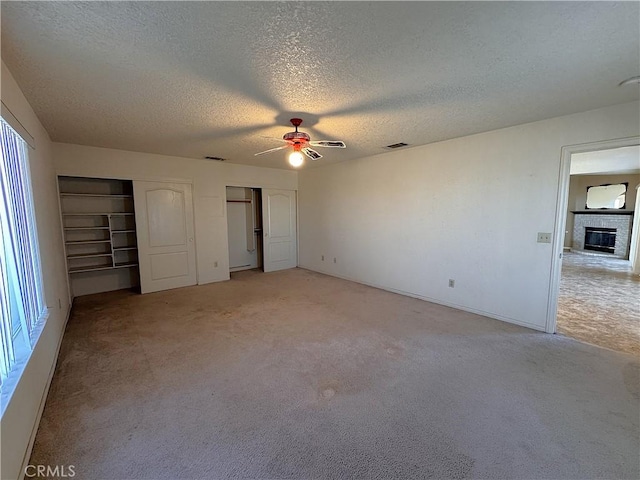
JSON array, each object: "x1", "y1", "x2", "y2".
[
  {"x1": 226, "y1": 187, "x2": 299, "y2": 274},
  {"x1": 548, "y1": 138, "x2": 640, "y2": 355},
  {"x1": 226, "y1": 186, "x2": 263, "y2": 272}
]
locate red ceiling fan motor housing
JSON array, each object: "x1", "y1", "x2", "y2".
[{"x1": 283, "y1": 118, "x2": 310, "y2": 150}]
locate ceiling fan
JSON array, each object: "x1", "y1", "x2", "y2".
[{"x1": 254, "y1": 118, "x2": 346, "y2": 167}]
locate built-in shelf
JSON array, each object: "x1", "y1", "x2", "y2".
[
  {"x1": 67, "y1": 253, "x2": 113, "y2": 259},
  {"x1": 60, "y1": 193, "x2": 133, "y2": 198},
  {"x1": 66, "y1": 240, "x2": 111, "y2": 245},
  {"x1": 68, "y1": 262, "x2": 139, "y2": 274},
  {"x1": 69, "y1": 265, "x2": 116, "y2": 274},
  {"x1": 63, "y1": 212, "x2": 134, "y2": 216},
  {"x1": 115, "y1": 262, "x2": 139, "y2": 269},
  {"x1": 64, "y1": 226, "x2": 110, "y2": 231},
  {"x1": 60, "y1": 176, "x2": 139, "y2": 290}
]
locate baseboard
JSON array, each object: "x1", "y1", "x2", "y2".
[
  {"x1": 298, "y1": 265, "x2": 546, "y2": 333},
  {"x1": 17, "y1": 300, "x2": 73, "y2": 480},
  {"x1": 229, "y1": 265, "x2": 258, "y2": 273}
]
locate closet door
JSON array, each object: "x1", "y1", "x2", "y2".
[
  {"x1": 133, "y1": 181, "x2": 197, "y2": 293},
  {"x1": 262, "y1": 189, "x2": 297, "y2": 272}
]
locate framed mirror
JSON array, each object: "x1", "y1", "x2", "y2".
[{"x1": 585, "y1": 183, "x2": 627, "y2": 209}]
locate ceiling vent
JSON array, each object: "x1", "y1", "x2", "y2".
[
  {"x1": 619, "y1": 75, "x2": 640, "y2": 86},
  {"x1": 385, "y1": 142, "x2": 409, "y2": 149},
  {"x1": 204, "y1": 156, "x2": 225, "y2": 161}
]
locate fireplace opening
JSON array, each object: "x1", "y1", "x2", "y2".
[{"x1": 584, "y1": 227, "x2": 616, "y2": 253}]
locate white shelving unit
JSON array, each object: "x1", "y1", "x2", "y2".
[{"x1": 59, "y1": 176, "x2": 140, "y2": 296}]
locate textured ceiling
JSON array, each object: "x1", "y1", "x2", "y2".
[
  {"x1": 571, "y1": 146, "x2": 640, "y2": 176},
  {"x1": 2, "y1": 1, "x2": 639, "y2": 170}
]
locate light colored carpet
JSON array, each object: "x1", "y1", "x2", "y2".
[
  {"x1": 558, "y1": 252, "x2": 640, "y2": 356},
  {"x1": 31, "y1": 269, "x2": 639, "y2": 479}
]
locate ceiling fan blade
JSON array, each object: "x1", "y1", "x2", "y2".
[
  {"x1": 302, "y1": 147, "x2": 323, "y2": 160},
  {"x1": 309, "y1": 141, "x2": 346, "y2": 148},
  {"x1": 254, "y1": 145, "x2": 289, "y2": 156}
]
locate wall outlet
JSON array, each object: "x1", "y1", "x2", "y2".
[
  {"x1": 58, "y1": 298, "x2": 62, "y2": 309},
  {"x1": 448, "y1": 279, "x2": 455, "y2": 288},
  {"x1": 214, "y1": 261, "x2": 219, "y2": 268},
  {"x1": 321, "y1": 255, "x2": 324, "y2": 261},
  {"x1": 537, "y1": 232, "x2": 552, "y2": 244},
  {"x1": 333, "y1": 257, "x2": 337, "y2": 264}
]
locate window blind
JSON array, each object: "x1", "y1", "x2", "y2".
[{"x1": 0, "y1": 117, "x2": 46, "y2": 389}]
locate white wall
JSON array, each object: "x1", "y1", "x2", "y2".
[
  {"x1": 54, "y1": 143, "x2": 297, "y2": 284},
  {"x1": 298, "y1": 101, "x2": 640, "y2": 331},
  {"x1": 1, "y1": 62, "x2": 71, "y2": 480}
]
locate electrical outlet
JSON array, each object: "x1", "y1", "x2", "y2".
[
  {"x1": 537, "y1": 232, "x2": 552, "y2": 244},
  {"x1": 333, "y1": 257, "x2": 337, "y2": 264},
  {"x1": 58, "y1": 298, "x2": 62, "y2": 309},
  {"x1": 448, "y1": 279, "x2": 455, "y2": 288},
  {"x1": 214, "y1": 261, "x2": 219, "y2": 268},
  {"x1": 321, "y1": 255, "x2": 325, "y2": 261}
]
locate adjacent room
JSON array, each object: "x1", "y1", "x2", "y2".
[
  {"x1": 1, "y1": 2, "x2": 639, "y2": 480},
  {"x1": 558, "y1": 146, "x2": 640, "y2": 355}
]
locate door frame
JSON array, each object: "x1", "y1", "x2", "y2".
[
  {"x1": 225, "y1": 186, "x2": 262, "y2": 272},
  {"x1": 545, "y1": 135, "x2": 640, "y2": 333},
  {"x1": 225, "y1": 185, "x2": 300, "y2": 274}
]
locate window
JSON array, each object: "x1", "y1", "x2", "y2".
[{"x1": 0, "y1": 117, "x2": 47, "y2": 393}]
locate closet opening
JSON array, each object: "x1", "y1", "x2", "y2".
[{"x1": 226, "y1": 186, "x2": 263, "y2": 272}]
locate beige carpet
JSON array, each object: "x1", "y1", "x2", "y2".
[
  {"x1": 558, "y1": 252, "x2": 640, "y2": 356},
  {"x1": 31, "y1": 268, "x2": 639, "y2": 479}
]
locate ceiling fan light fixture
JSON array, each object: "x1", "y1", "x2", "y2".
[
  {"x1": 288, "y1": 151, "x2": 304, "y2": 167},
  {"x1": 254, "y1": 118, "x2": 346, "y2": 166}
]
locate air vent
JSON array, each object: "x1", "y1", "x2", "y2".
[
  {"x1": 204, "y1": 156, "x2": 225, "y2": 161},
  {"x1": 385, "y1": 142, "x2": 409, "y2": 149}
]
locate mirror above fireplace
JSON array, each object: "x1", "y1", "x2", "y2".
[{"x1": 585, "y1": 183, "x2": 627, "y2": 209}]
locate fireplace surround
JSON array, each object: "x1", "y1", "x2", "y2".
[{"x1": 572, "y1": 211, "x2": 633, "y2": 258}]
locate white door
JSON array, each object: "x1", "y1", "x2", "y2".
[
  {"x1": 262, "y1": 189, "x2": 297, "y2": 272},
  {"x1": 133, "y1": 181, "x2": 197, "y2": 293}
]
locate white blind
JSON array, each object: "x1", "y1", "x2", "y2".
[{"x1": 0, "y1": 117, "x2": 46, "y2": 388}]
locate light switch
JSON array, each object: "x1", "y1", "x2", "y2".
[{"x1": 537, "y1": 232, "x2": 552, "y2": 243}]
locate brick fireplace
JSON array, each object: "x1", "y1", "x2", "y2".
[{"x1": 572, "y1": 211, "x2": 633, "y2": 258}]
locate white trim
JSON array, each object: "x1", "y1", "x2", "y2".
[
  {"x1": 17, "y1": 301, "x2": 72, "y2": 480},
  {"x1": 56, "y1": 173, "x2": 193, "y2": 185},
  {"x1": 0, "y1": 102, "x2": 35, "y2": 150},
  {"x1": 629, "y1": 183, "x2": 640, "y2": 275},
  {"x1": 298, "y1": 265, "x2": 546, "y2": 332},
  {"x1": 545, "y1": 136, "x2": 640, "y2": 333},
  {"x1": 0, "y1": 310, "x2": 50, "y2": 417},
  {"x1": 55, "y1": 176, "x2": 73, "y2": 305}
]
